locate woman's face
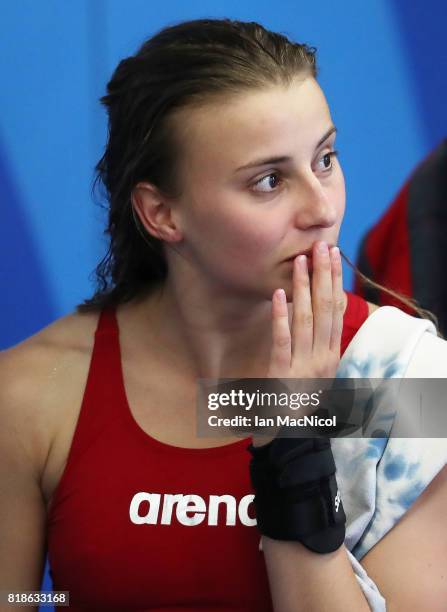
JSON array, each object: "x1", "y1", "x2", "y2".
[{"x1": 170, "y1": 76, "x2": 346, "y2": 300}]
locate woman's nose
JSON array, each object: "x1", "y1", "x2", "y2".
[{"x1": 293, "y1": 177, "x2": 338, "y2": 229}]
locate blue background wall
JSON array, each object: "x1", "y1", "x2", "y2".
[
  {"x1": 0, "y1": 0, "x2": 445, "y2": 598},
  {"x1": 1, "y1": 1, "x2": 446, "y2": 349}
]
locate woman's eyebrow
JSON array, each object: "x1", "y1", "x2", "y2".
[{"x1": 234, "y1": 125, "x2": 337, "y2": 173}]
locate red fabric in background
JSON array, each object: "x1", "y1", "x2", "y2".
[
  {"x1": 354, "y1": 138, "x2": 447, "y2": 336},
  {"x1": 354, "y1": 182, "x2": 414, "y2": 314}
]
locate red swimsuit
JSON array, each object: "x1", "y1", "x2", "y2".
[{"x1": 47, "y1": 290, "x2": 368, "y2": 611}]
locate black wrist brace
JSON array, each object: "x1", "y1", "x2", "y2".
[{"x1": 247, "y1": 436, "x2": 346, "y2": 554}]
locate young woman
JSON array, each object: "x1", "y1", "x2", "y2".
[{"x1": 1, "y1": 18, "x2": 446, "y2": 612}]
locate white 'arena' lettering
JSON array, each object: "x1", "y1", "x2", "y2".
[
  {"x1": 129, "y1": 492, "x2": 256, "y2": 527},
  {"x1": 208, "y1": 494, "x2": 236, "y2": 525}
]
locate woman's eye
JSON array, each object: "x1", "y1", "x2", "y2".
[
  {"x1": 251, "y1": 151, "x2": 339, "y2": 194},
  {"x1": 316, "y1": 150, "x2": 338, "y2": 173},
  {"x1": 252, "y1": 172, "x2": 282, "y2": 193}
]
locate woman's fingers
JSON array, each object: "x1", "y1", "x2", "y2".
[
  {"x1": 291, "y1": 254, "x2": 313, "y2": 359},
  {"x1": 269, "y1": 288, "x2": 292, "y2": 372},
  {"x1": 311, "y1": 241, "x2": 334, "y2": 355},
  {"x1": 269, "y1": 241, "x2": 343, "y2": 378},
  {"x1": 329, "y1": 246, "x2": 344, "y2": 356}
]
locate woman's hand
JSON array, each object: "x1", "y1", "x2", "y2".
[
  {"x1": 253, "y1": 240, "x2": 344, "y2": 446},
  {"x1": 270, "y1": 240, "x2": 344, "y2": 377},
  {"x1": 248, "y1": 240, "x2": 348, "y2": 555}
]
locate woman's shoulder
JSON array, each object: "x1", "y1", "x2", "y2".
[
  {"x1": 0, "y1": 309, "x2": 100, "y2": 384},
  {"x1": 9, "y1": 308, "x2": 100, "y2": 352},
  {"x1": 0, "y1": 310, "x2": 101, "y2": 474}
]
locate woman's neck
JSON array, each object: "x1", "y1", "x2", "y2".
[
  {"x1": 121, "y1": 280, "x2": 348, "y2": 380},
  {"x1": 122, "y1": 280, "x2": 276, "y2": 379}
]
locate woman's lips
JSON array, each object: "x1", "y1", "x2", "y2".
[
  {"x1": 284, "y1": 249, "x2": 312, "y2": 261},
  {"x1": 284, "y1": 247, "x2": 313, "y2": 262},
  {"x1": 284, "y1": 255, "x2": 313, "y2": 271},
  {"x1": 283, "y1": 244, "x2": 334, "y2": 267},
  {"x1": 285, "y1": 254, "x2": 310, "y2": 261}
]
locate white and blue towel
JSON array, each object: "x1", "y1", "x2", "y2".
[{"x1": 331, "y1": 305, "x2": 447, "y2": 610}]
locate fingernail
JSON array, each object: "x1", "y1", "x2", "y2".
[
  {"x1": 297, "y1": 254, "x2": 307, "y2": 270},
  {"x1": 317, "y1": 241, "x2": 328, "y2": 253},
  {"x1": 330, "y1": 246, "x2": 340, "y2": 260},
  {"x1": 276, "y1": 289, "x2": 286, "y2": 303}
]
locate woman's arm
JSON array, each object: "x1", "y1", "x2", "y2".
[
  {"x1": 360, "y1": 463, "x2": 447, "y2": 610},
  {"x1": 0, "y1": 348, "x2": 48, "y2": 611},
  {"x1": 262, "y1": 539, "x2": 370, "y2": 611},
  {"x1": 249, "y1": 244, "x2": 370, "y2": 610},
  {"x1": 262, "y1": 464, "x2": 447, "y2": 611},
  {"x1": 250, "y1": 243, "x2": 447, "y2": 610}
]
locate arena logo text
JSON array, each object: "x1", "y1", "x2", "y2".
[{"x1": 129, "y1": 492, "x2": 256, "y2": 527}]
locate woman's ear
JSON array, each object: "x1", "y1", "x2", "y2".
[{"x1": 131, "y1": 182, "x2": 183, "y2": 243}]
